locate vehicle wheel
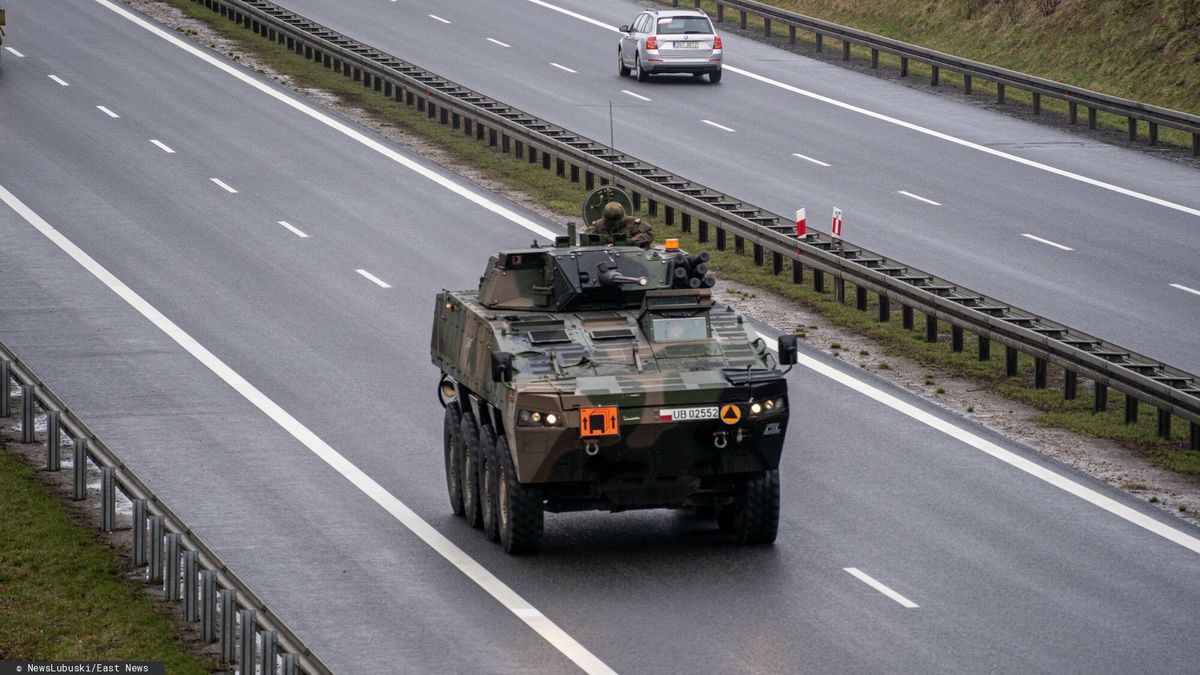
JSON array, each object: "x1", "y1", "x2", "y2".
[
  {"x1": 635, "y1": 53, "x2": 649, "y2": 82},
  {"x1": 479, "y1": 424, "x2": 501, "y2": 542},
  {"x1": 496, "y1": 436, "x2": 544, "y2": 554},
  {"x1": 617, "y1": 49, "x2": 630, "y2": 77},
  {"x1": 459, "y1": 413, "x2": 483, "y2": 529},
  {"x1": 709, "y1": 68, "x2": 722, "y2": 83},
  {"x1": 732, "y1": 470, "x2": 779, "y2": 544},
  {"x1": 443, "y1": 403, "x2": 464, "y2": 517}
]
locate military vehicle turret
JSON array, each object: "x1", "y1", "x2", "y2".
[{"x1": 431, "y1": 188, "x2": 797, "y2": 553}]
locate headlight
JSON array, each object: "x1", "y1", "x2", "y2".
[
  {"x1": 750, "y1": 402, "x2": 763, "y2": 415},
  {"x1": 518, "y1": 410, "x2": 561, "y2": 427},
  {"x1": 749, "y1": 398, "x2": 785, "y2": 416}
]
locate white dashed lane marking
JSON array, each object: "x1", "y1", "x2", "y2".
[
  {"x1": 486, "y1": 38, "x2": 511, "y2": 48},
  {"x1": 1021, "y1": 233, "x2": 1074, "y2": 251},
  {"x1": 48, "y1": 74, "x2": 70, "y2": 86},
  {"x1": 428, "y1": 14, "x2": 450, "y2": 24},
  {"x1": 96, "y1": 105, "x2": 120, "y2": 118},
  {"x1": 150, "y1": 140, "x2": 176, "y2": 153},
  {"x1": 621, "y1": 89, "x2": 651, "y2": 102},
  {"x1": 550, "y1": 62, "x2": 576, "y2": 73},
  {"x1": 702, "y1": 119, "x2": 736, "y2": 132},
  {"x1": 792, "y1": 152, "x2": 830, "y2": 167},
  {"x1": 277, "y1": 221, "x2": 309, "y2": 238},
  {"x1": 897, "y1": 190, "x2": 941, "y2": 206},
  {"x1": 844, "y1": 568, "x2": 919, "y2": 609},
  {"x1": 5, "y1": 47, "x2": 25, "y2": 57},
  {"x1": 209, "y1": 178, "x2": 238, "y2": 194},
  {"x1": 356, "y1": 269, "x2": 391, "y2": 288},
  {"x1": 1169, "y1": 283, "x2": 1200, "y2": 297}
]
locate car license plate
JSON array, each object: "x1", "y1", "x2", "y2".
[
  {"x1": 659, "y1": 406, "x2": 718, "y2": 421},
  {"x1": 675, "y1": 41, "x2": 700, "y2": 48}
]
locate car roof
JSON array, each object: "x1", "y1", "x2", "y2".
[{"x1": 648, "y1": 9, "x2": 710, "y2": 18}]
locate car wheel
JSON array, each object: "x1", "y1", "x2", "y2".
[
  {"x1": 635, "y1": 52, "x2": 649, "y2": 82},
  {"x1": 479, "y1": 424, "x2": 500, "y2": 542},
  {"x1": 618, "y1": 49, "x2": 631, "y2": 77},
  {"x1": 709, "y1": 68, "x2": 722, "y2": 84},
  {"x1": 443, "y1": 403, "x2": 464, "y2": 516},
  {"x1": 459, "y1": 413, "x2": 483, "y2": 529},
  {"x1": 496, "y1": 435, "x2": 544, "y2": 554},
  {"x1": 732, "y1": 470, "x2": 779, "y2": 544}
]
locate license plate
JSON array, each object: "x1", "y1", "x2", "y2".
[
  {"x1": 674, "y1": 41, "x2": 700, "y2": 48},
  {"x1": 659, "y1": 406, "x2": 719, "y2": 421}
]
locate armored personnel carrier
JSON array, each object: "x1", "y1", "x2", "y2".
[{"x1": 431, "y1": 189, "x2": 796, "y2": 553}]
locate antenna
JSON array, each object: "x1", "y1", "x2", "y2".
[{"x1": 609, "y1": 100, "x2": 617, "y2": 189}]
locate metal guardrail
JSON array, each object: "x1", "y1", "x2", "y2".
[
  {"x1": 676, "y1": 0, "x2": 1200, "y2": 154},
  {"x1": 195, "y1": 0, "x2": 1200, "y2": 449},
  {"x1": 0, "y1": 344, "x2": 330, "y2": 675}
]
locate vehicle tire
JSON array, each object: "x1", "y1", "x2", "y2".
[
  {"x1": 732, "y1": 470, "x2": 779, "y2": 544},
  {"x1": 479, "y1": 424, "x2": 501, "y2": 543},
  {"x1": 709, "y1": 68, "x2": 722, "y2": 84},
  {"x1": 618, "y1": 49, "x2": 631, "y2": 77},
  {"x1": 459, "y1": 413, "x2": 483, "y2": 529},
  {"x1": 443, "y1": 403, "x2": 465, "y2": 517},
  {"x1": 635, "y1": 53, "x2": 649, "y2": 82},
  {"x1": 496, "y1": 435, "x2": 544, "y2": 554}
]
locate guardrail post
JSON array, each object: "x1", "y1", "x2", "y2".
[
  {"x1": 569, "y1": 163, "x2": 579, "y2": 182},
  {"x1": 901, "y1": 304, "x2": 912, "y2": 330},
  {"x1": 220, "y1": 590, "x2": 237, "y2": 664},
  {"x1": 734, "y1": 234, "x2": 744, "y2": 254},
  {"x1": 72, "y1": 438, "x2": 88, "y2": 500},
  {"x1": 870, "y1": 48, "x2": 878, "y2": 69},
  {"x1": 165, "y1": 533, "x2": 181, "y2": 600},
  {"x1": 1122, "y1": 394, "x2": 1138, "y2": 423},
  {"x1": 1191, "y1": 423, "x2": 1200, "y2": 451},
  {"x1": 1068, "y1": 101, "x2": 1078, "y2": 124},
  {"x1": 133, "y1": 499, "x2": 147, "y2": 566},
  {"x1": 842, "y1": 41, "x2": 850, "y2": 61},
  {"x1": 149, "y1": 515, "x2": 164, "y2": 583},
  {"x1": 101, "y1": 466, "x2": 116, "y2": 533},
  {"x1": 1127, "y1": 117, "x2": 1137, "y2": 140},
  {"x1": 504, "y1": 134, "x2": 513, "y2": 156},
  {"x1": 925, "y1": 315, "x2": 938, "y2": 343},
  {"x1": 753, "y1": 244, "x2": 765, "y2": 267},
  {"x1": 1093, "y1": 383, "x2": 1108, "y2": 412},
  {"x1": 202, "y1": 570, "x2": 217, "y2": 642},
  {"x1": 1149, "y1": 122, "x2": 1158, "y2": 146},
  {"x1": 795, "y1": 254, "x2": 805, "y2": 280},
  {"x1": 813, "y1": 269, "x2": 825, "y2": 293},
  {"x1": 717, "y1": 226, "x2": 727, "y2": 251},
  {"x1": 1192, "y1": 132, "x2": 1199, "y2": 156},
  {"x1": 184, "y1": 551, "x2": 199, "y2": 621},
  {"x1": 996, "y1": 83, "x2": 1006, "y2": 104},
  {"x1": 1034, "y1": 358, "x2": 1047, "y2": 389},
  {"x1": 648, "y1": 198, "x2": 657, "y2": 217},
  {"x1": 239, "y1": 609, "x2": 258, "y2": 673},
  {"x1": 1156, "y1": 409, "x2": 1171, "y2": 439},
  {"x1": 951, "y1": 326, "x2": 963, "y2": 352},
  {"x1": 899, "y1": 56, "x2": 908, "y2": 77},
  {"x1": 877, "y1": 295, "x2": 889, "y2": 322},
  {"x1": 739, "y1": 10, "x2": 747, "y2": 29},
  {"x1": 833, "y1": 276, "x2": 845, "y2": 303},
  {"x1": 21, "y1": 384, "x2": 35, "y2": 443},
  {"x1": 681, "y1": 213, "x2": 691, "y2": 234},
  {"x1": 282, "y1": 653, "x2": 299, "y2": 675},
  {"x1": 46, "y1": 410, "x2": 61, "y2": 471},
  {"x1": 1005, "y1": 346, "x2": 1018, "y2": 377},
  {"x1": 763, "y1": 17, "x2": 771, "y2": 36},
  {"x1": 701, "y1": 221, "x2": 711, "y2": 244},
  {"x1": 963, "y1": 74, "x2": 972, "y2": 95},
  {"x1": 788, "y1": 25, "x2": 795, "y2": 44},
  {"x1": 1064, "y1": 371, "x2": 1078, "y2": 400},
  {"x1": 1032, "y1": 92, "x2": 1040, "y2": 114},
  {"x1": 815, "y1": 33, "x2": 823, "y2": 53},
  {"x1": 791, "y1": 257, "x2": 802, "y2": 283},
  {"x1": 665, "y1": 206, "x2": 675, "y2": 226},
  {"x1": 261, "y1": 630, "x2": 278, "y2": 675},
  {"x1": 978, "y1": 336, "x2": 990, "y2": 361},
  {"x1": 1088, "y1": 107, "x2": 1097, "y2": 130},
  {"x1": 0, "y1": 359, "x2": 10, "y2": 418},
  {"x1": 514, "y1": 139, "x2": 524, "y2": 160},
  {"x1": 717, "y1": 3, "x2": 724, "y2": 23},
  {"x1": 930, "y1": 66, "x2": 939, "y2": 87}
]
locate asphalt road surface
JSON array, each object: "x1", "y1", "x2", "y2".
[
  {"x1": 264, "y1": 0, "x2": 1200, "y2": 374},
  {"x1": 1, "y1": 1, "x2": 1199, "y2": 673}
]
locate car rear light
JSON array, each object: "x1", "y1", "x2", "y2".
[
  {"x1": 646, "y1": 36, "x2": 658, "y2": 51},
  {"x1": 713, "y1": 36, "x2": 723, "y2": 50}
]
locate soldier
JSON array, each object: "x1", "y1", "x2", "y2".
[{"x1": 588, "y1": 201, "x2": 653, "y2": 248}]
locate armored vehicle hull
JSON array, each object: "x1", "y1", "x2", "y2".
[{"x1": 432, "y1": 228, "x2": 796, "y2": 553}]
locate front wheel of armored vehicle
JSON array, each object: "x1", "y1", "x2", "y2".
[
  {"x1": 479, "y1": 424, "x2": 501, "y2": 543},
  {"x1": 496, "y1": 436, "x2": 544, "y2": 554},
  {"x1": 733, "y1": 470, "x2": 780, "y2": 545},
  {"x1": 460, "y1": 414, "x2": 484, "y2": 529},
  {"x1": 444, "y1": 403, "x2": 465, "y2": 516}
]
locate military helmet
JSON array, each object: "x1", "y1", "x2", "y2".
[{"x1": 602, "y1": 201, "x2": 626, "y2": 223}]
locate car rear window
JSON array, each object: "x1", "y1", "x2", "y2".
[{"x1": 656, "y1": 17, "x2": 713, "y2": 35}]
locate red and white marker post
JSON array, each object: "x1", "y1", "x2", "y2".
[
  {"x1": 795, "y1": 208, "x2": 806, "y2": 253},
  {"x1": 831, "y1": 207, "x2": 843, "y2": 238}
]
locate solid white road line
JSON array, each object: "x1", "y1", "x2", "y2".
[
  {"x1": 48, "y1": 74, "x2": 70, "y2": 86},
  {"x1": 5, "y1": 47, "x2": 25, "y2": 57},
  {"x1": 792, "y1": 152, "x2": 830, "y2": 167},
  {"x1": 89, "y1": 4, "x2": 598, "y2": 669},
  {"x1": 428, "y1": 14, "x2": 450, "y2": 24},
  {"x1": 1021, "y1": 233, "x2": 1074, "y2": 251},
  {"x1": 487, "y1": 38, "x2": 512, "y2": 48},
  {"x1": 526, "y1": 0, "x2": 1200, "y2": 220},
  {"x1": 1169, "y1": 283, "x2": 1200, "y2": 297},
  {"x1": 621, "y1": 89, "x2": 651, "y2": 102},
  {"x1": 550, "y1": 62, "x2": 576, "y2": 74},
  {"x1": 150, "y1": 139, "x2": 176, "y2": 154},
  {"x1": 897, "y1": 190, "x2": 941, "y2": 206},
  {"x1": 355, "y1": 268, "x2": 391, "y2": 288},
  {"x1": 754, "y1": 334, "x2": 1200, "y2": 556},
  {"x1": 702, "y1": 119, "x2": 736, "y2": 132},
  {"x1": 96, "y1": 105, "x2": 120, "y2": 118},
  {"x1": 209, "y1": 178, "x2": 238, "y2": 194},
  {"x1": 844, "y1": 568, "x2": 919, "y2": 608},
  {"x1": 277, "y1": 221, "x2": 309, "y2": 238}
]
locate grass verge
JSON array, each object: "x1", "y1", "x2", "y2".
[
  {"x1": 0, "y1": 448, "x2": 214, "y2": 670},
  {"x1": 158, "y1": 0, "x2": 1198, "y2": 475}
]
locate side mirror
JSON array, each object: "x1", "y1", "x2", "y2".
[
  {"x1": 491, "y1": 352, "x2": 514, "y2": 383},
  {"x1": 619, "y1": 25, "x2": 630, "y2": 33},
  {"x1": 777, "y1": 335, "x2": 798, "y2": 366}
]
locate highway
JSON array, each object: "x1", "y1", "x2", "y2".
[
  {"x1": 2, "y1": 0, "x2": 1199, "y2": 673},
  {"x1": 264, "y1": 0, "x2": 1200, "y2": 374}
]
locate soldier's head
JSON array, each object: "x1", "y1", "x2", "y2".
[{"x1": 602, "y1": 201, "x2": 626, "y2": 224}]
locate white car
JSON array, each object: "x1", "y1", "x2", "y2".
[{"x1": 618, "y1": 8, "x2": 723, "y2": 83}]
